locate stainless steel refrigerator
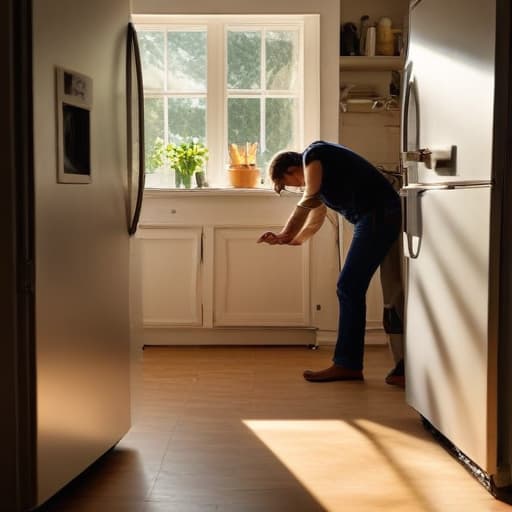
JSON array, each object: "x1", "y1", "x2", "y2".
[
  {"x1": 402, "y1": 0, "x2": 512, "y2": 500},
  {"x1": 20, "y1": 0, "x2": 145, "y2": 508}
]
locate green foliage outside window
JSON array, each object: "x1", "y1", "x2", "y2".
[
  {"x1": 227, "y1": 31, "x2": 261, "y2": 90},
  {"x1": 168, "y1": 31, "x2": 207, "y2": 91},
  {"x1": 144, "y1": 98, "x2": 164, "y2": 173},
  {"x1": 168, "y1": 98, "x2": 206, "y2": 146},
  {"x1": 266, "y1": 31, "x2": 298, "y2": 90}
]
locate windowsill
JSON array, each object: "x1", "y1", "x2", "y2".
[{"x1": 143, "y1": 187, "x2": 284, "y2": 198}]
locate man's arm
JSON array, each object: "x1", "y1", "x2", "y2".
[
  {"x1": 258, "y1": 159, "x2": 324, "y2": 245},
  {"x1": 257, "y1": 205, "x2": 309, "y2": 244},
  {"x1": 290, "y1": 203, "x2": 327, "y2": 245}
]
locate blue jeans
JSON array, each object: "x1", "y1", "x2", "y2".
[{"x1": 333, "y1": 204, "x2": 402, "y2": 370}]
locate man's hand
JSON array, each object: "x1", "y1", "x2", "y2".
[{"x1": 257, "y1": 231, "x2": 293, "y2": 245}]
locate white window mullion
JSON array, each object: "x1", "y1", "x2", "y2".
[
  {"x1": 163, "y1": 30, "x2": 170, "y2": 173},
  {"x1": 206, "y1": 20, "x2": 224, "y2": 188},
  {"x1": 163, "y1": 30, "x2": 169, "y2": 144},
  {"x1": 260, "y1": 29, "x2": 266, "y2": 156},
  {"x1": 163, "y1": 97, "x2": 169, "y2": 143}
]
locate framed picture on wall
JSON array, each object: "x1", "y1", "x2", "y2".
[{"x1": 55, "y1": 67, "x2": 93, "y2": 184}]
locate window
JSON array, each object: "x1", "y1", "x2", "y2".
[{"x1": 135, "y1": 15, "x2": 319, "y2": 189}]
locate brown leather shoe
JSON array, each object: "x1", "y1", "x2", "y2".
[
  {"x1": 385, "y1": 359, "x2": 405, "y2": 388},
  {"x1": 303, "y1": 364, "x2": 364, "y2": 382}
]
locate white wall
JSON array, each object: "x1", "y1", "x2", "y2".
[{"x1": 131, "y1": 0, "x2": 340, "y2": 143}]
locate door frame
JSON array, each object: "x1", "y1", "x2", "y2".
[
  {"x1": 493, "y1": 0, "x2": 512, "y2": 488},
  {"x1": 0, "y1": 0, "x2": 37, "y2": 509}
]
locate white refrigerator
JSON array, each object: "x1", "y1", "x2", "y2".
[
  {"x1": 402, "y1": 0, "x2": 512, "y2": 500},
  {"x1": 27, "y1": 0, "x2": 145, "y2": 508}
]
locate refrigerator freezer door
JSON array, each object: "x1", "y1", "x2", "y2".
[
  {"x1": 33, "y1": 0, "x2": 131, "y2": 505},
  {"x1": 405, "y1": 186, "x2": 493, "y2": 471},
  {"x1": 406, "y1": 0, "x2": 496, "y2": 184}
]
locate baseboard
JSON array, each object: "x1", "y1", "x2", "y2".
[
  {"x1": 141, "y1": 326, "x2": 387, "y2": 348},
  {"x1": 142, "y1": 326, "x2": 317, "y2": 347},
  {"x1": 316, "y1": 328, "x2": 387, "y2": 346}
]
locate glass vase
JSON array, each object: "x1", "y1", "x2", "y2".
[{"x1": 181, "y1": 174, "x2": 192, "y2": 189}]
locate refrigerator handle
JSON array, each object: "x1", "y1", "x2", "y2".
[
  {"x1": 400, "y1": 62, "x2": 413, "y2": 157},
  {"x1": 400, "y1": 188, "x2": 423, "y2": 259},
  {"x1": 402, "y1": 146, "x2": 457, "y2": 173},
  {"x1": 126, "y1": 22, "x2": 145, "y2": 236},
  {"x1": 400, "y1": 62, "x2": 415, "y2": 185}
]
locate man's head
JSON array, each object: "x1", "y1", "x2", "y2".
[{"x1": 268, "y1": 151, "x2": 303, "y2": 193}]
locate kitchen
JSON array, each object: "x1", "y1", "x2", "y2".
[
  {"x1": 134, "y1": 2, "x2": 406, "y2": 346},
  {"x1": 2, "y1": 0, "x2": 512, "y2": 510}
]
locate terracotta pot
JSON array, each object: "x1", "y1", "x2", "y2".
[{"x1": 228, "y1": 166, "x2": 261, "y2": 188}]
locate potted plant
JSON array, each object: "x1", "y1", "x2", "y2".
[
  {"x1": 146, "y1": 137, "x2": 208, "y2": 188},
  {"x1": 167, "y1": 138, "x2": 209, "y2": 189}
]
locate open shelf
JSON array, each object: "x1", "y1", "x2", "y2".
[{"x1": 339, "y1": 56, "x2": 405, "y2": 71}]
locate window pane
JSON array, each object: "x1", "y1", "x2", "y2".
[
  {"x1": 228, "y1": 98, "x2": 261, "y2": 150},
  {"x1": 139, "y1": 31, "x2": 165, "y2": 90},
  {"x1": 266, "y1": 31, "x2": 299, "y2": 90},
  {"x1": 227, "y1": 31, "x2": 261, "y2": 90},
  {"x1": 144, "y1": 97, "x2": 165, "y2": 172},
  {"x1": 262, "y1": 98, "x2": 298, "y2": 171},
  {"x1": 167, "y1": 31, "x2": 207, "y2": 91},
  {"x1": 168, "y1": 98, "x2": 206, "y2": 144}
]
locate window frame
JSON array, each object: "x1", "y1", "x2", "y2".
[{"x1": 134, "y1": 14, "x2": 320, "y2": 189}]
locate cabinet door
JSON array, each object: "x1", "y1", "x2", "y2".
[
  {"x1": 214, "y1": 227, "x2": 310, "y2": 326},
  {"x1": 139, "y1": 227, "x2": 202, "y2": 326}
]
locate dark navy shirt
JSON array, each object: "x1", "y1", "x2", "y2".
[{"x1": 302, "y1": 140, "x2": 400, "y2": 224}]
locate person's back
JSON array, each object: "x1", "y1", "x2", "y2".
[{"x1": 303, "y1": 141, "x2": 399, "y2": 224}]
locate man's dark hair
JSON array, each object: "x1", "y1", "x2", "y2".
[{"x1": 268, "y1": 151, "x2": 302, "y2": 193}]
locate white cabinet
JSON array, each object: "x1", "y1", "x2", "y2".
[
  {"x1": 136, "y1": 190, "x2": 335, "y2": 345},
  {"x1": 139, "y1": 227, "x2": 203, "y2": 326},
  {"x1": 214, "y1": 227, "x2": 310, "y2": 326},
  {"x1": 139, "y1": 225, "x2": 310, "y2": 330}
]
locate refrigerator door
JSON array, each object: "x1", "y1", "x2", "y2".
[
  {"x1": 404, "y1": 185, "x2": 493, "y2": 471},
  {"x1": 32, "y1": 0, "x2": 131, "y2": 505},
  {"x1": 402, "y1": 0, "x2": 499, "y2": 475},
  {"x1": 403, "y1": 0, "x2": 496, "y2": 185}
]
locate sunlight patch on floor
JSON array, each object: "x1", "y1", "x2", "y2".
[{"x1": 243, "y1": 419, "x2": 464, "y2": 512}]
